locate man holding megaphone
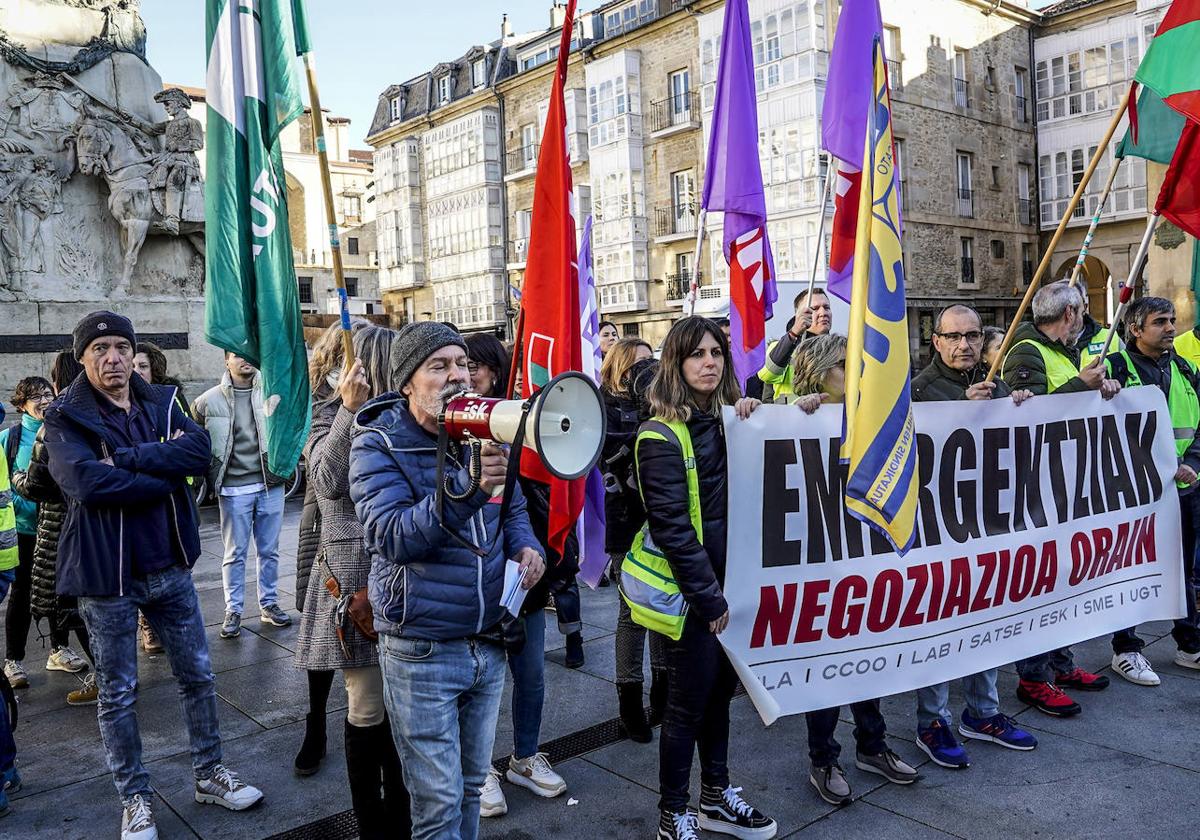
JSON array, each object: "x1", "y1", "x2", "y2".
[{"x1": 349, "y1": 322, "x2": 546, "y2": 840}]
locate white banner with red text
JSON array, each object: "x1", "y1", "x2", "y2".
[{"x1": 719, "y1": 387, "x2": 1186, "y2": 724}]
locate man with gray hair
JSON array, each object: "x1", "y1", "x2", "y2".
[
  {"x1": 1001, "y1": 279, "x2": 1119, "y2": 717},
  {"x1": 1102, "y1": 296, "x2": 1200, "y2": 685}
]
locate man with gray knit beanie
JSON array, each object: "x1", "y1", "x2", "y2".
[{"x1": 348, "y1": 321, "x2": 544, "y2": 840}]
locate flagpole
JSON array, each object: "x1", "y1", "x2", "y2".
[
  {"x1": 301, "y1": 52, "x2": 355, "y2": 364},
  {"x1": 984, "y1": 85, "x2": 1133, "y2": 383},
  {"x1": 1096, "y1": 213, "x2": 1159, "y2": 362},
  {"x1": 1067, "y1": 157, "x2": 1124, "y2": 290},
  {"x1": 806, "y1": 155, "x2": 834, "y2": 300},
  {"x1": 686, "y1": 209, "x2": 708, "y2": 317}
]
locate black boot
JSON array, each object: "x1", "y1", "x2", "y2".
[
  {"x1": 374, "y1": 718, "x2": 412, "y2": 839},
  {"x1": 344, "y1": 720, "x2": 387, "y2": 840},
  {"x1": 617, "y1": 682, "x2": 652, "y2": 743},
  {"x1": 293, "y1": 712, "x2": 326, "y2": 777},
  {"x1": 565, "y1": 631, "x2": 585, "y2": 668},
  {"x1": 648, "y1": 667, "x2": 668, "y2": 727}
]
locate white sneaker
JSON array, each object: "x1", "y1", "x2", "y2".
[
  {"x1": 479, "y1": 768, "x2": 508, "y2": 817},
  {"x1": 506, "y1": 752, "x2": 566, "y2": 798},
  {"x1": 194, "y1": 764, "x2": 263, "y2": 811},
  {"x1": 3, "y1": 660, "x2": 28, "y2": 688},
  {"x1": 1174, "y1": 649, "x2": 1200, "y2": 670},
  {"x1": 46, "y1": 646, "x2": 88, "y2": 673},
  {"x1": 121, "y1": 794, "x2": 158, "y2": 840},
  {"x1": 1112, "y1": 652, "x2": 1160, "y2": 686}
]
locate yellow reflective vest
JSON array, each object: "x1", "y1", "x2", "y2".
[
  {"x1": 1174, "y1": 328, "x2": 1200, "y2": 369},
  {"x1": 1106, "y1": 350, "x2": 1200, "y2": 489},
  {"x1": 0, "y1": 446, "x2": 19, "y2": 572},
  {"x1": 1006, "y1": 338, "x2": 1080, "y2": 392}
]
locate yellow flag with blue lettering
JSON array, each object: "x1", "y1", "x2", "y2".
[{"x1": 840, "y1": 39, "x2": 919, "y2": 554}]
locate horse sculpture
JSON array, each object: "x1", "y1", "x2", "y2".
[{"x1": 72, "y1": 112, "x2": 203, "y2": 290}]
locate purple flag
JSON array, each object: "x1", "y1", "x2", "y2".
[
  {"x1": 576, "y1": 216, "x2": 609, "y2": 588},
  {"x1": 702, "y1": 0, "x2": 776, "y2": 389}
]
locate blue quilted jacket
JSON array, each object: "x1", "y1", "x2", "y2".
[{"x1": 349, "y1": 394, "x2": 542, "y2": 641}]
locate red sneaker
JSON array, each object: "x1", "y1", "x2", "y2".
[
  {"x1": 1017, "y1": 679, "x2": 1081, "y2": 717},
  {"x1": 1054, "y1": 667, "x2": 1110, "y2": 691}
]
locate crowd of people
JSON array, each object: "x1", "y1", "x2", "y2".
[{"x1": 0, "y1": 279, "x2": 1195, "y2": 839}]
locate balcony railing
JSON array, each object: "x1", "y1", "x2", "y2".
[
  {"x1": 960, "y1": 257, "x2": 975, "y2": 286},
  {"x1": 886, "y1": 59, "x2": 902, "y2": 91},
  {"x1": 1014, "y1": 95, "x2": 1028, "y2": 123},
  {"x1": 1018, "y1": 198, "x2": 1033, "y2": 225},
  {"x1": 953, "y1": 77, "x2": 969, "y2": 108},
  {"x1": 650, "y1": 90, "x2": 700, "y2": 133},
  {"x1": 1022, "y1": 260, "x2": 1034, "y2": 286},
  {"x1": 506, "y1": 144, "x2": 538, "y2": 174},
  {"x1": 956, "y1": 187, "x2": 974, "y2": 218},
  {"x1": 666, "y1": 271, "x2": 698, "y2": 302},
  {"x1": 654, "y1": 202, "x2": 698, "y2": 238}
]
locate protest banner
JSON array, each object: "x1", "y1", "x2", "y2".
[{"x1": 719, "y1": 388, "x2": 1186, "y2": 724}]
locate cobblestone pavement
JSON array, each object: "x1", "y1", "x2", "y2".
[{"x1": 2, "y1": 500, "x2": 1197, "y2": 839}]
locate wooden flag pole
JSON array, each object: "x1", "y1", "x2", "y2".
[
  {"x1": 686, "y1": 209, "x2": 708, "y2": 317},
  {"x1": 302, "y1": 52, "x2": 355, "y2": 364},
  {"x1": 806, "y1": 156, "x2": 834, "y2": 300},
  {"x1": 984, "y1": 85, "x2": 1133, "y2": 383},
  {"x1": 1067, "y1": 156, "x2": 1125, "y2": 290}
]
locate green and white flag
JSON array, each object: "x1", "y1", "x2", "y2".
[{"x1": 205, "y1": 0, "x2": 311, "y2": 477}]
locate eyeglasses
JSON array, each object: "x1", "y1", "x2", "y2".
[{"x1": 934, "y1": 331, "x2": 984, "y2": 345}]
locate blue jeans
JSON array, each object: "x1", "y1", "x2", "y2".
[
  {"x1": 379, "y1": 634, "x2": 506, "y2": 840},
  {"x1": 916, "y1": 669, "x2": 1000, "y2": 728},
  {"x1": 0, "y1": 569, "x2": 15, "y2": 774},
  {"x1": 218, "y1": 484, "x2": 284, "y2": 615},
  {"x1": 508, "y1": 610, "x2": 546, "y2": 759},
  {"x1": 79, "y1": 564, "x2": 221, "y2": 804}
]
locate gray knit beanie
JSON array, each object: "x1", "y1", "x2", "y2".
[{"x1": 390, "y1": 321, "x2": 468, "y2": 392}]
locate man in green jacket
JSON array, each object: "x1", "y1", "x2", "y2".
[{"x1": 757, "y1": 287, "x2": 832, "y2": 403}]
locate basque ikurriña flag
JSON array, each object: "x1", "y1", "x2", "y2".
[
  {"x1": 822, "y1": 0, "x2": 893, "y2": 303},
  {"x1": 576, "y1": 216, "x2": 609, "y2": 588},
  {"x1": 840, "y1": 39, "x2": 920, "y2": 555},
  {"x1": 204, "y1": 0, "x2": 311, "y2": 477},
  {"x1": 701, "y1": 0, "x2": 777, "y2": 389},
  {"x1": 513, "y1": 0, "x2": 583, "y2": 556}
]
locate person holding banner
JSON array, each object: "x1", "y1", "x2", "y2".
[
  {"x1": 1001, "y1": 280, "x2": 1118, "y2": 716},
  {"x1": 909, "y1": 305, "x2": 1039, "y2": 768},
  {"x1": 1102, "y1": 297, "x2": 1200, "y2": 683},
  {"x1": 790, "y1": 334, "x2": 919, "y2": 803},
  {"x1": 757, "y1": 288, "x2": 833, "y2": 404},
  {"x1": 628, "y1": 316, "x2": 777, "y2": 840}
]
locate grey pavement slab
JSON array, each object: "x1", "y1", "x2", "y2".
[
  {"x1": 5, "y1": 772, "x2": 200, "y2": 840},
  {"x1": 785, "y1": 800, "x2": 962, "y2": 839}
]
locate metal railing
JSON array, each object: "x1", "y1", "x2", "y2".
[
  {"x1": 506, "y1": 144, "x2": 538, "y2": 173},
  {"x1": 956, "y1": 187, "x2": 973, "y2": 218},
  {"x1": 953, "y1": 78, "x2": 969, "y2": 108},
  {"x1": 1014, "y1": 95, "x2": 1028, "y2": 123},
  {"x1": 654, "y1": 202, "x2": 698, "y2": 238},
  {"x1": 649, "y1": 90, "x2": 700, "y2": 133},
  {"x1": 886, "y1": 59, "x2": 902, "y2": 91},
  {"x1": 1018, "y1": 198, "x2": 1033, "y2": 225},
  {"x1": 666, "y1": 271, "x2": 698, "y2": 301},
  {"x1": 960, "y1": 257, "x2": 975, "y2": 286}
]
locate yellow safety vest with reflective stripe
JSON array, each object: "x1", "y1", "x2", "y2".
[
  {"x1": 1106, "y1": 350, "x2": 1200, "y2": 488},
  {"x1": 619, "y1": 418, "x2": 701, "y2": 642},
  {"x1": 1006, "y1": 338, "x2": 1080, "y2": 393},
  {"x1": 1079, "y1": 328, "x2": 1121, "y2": 369},
  {"x1": 1174, "y1": 329, "x2": 1200, "y2": 369},
  {"x1": 757, "y1": 339, "x2": 795, "y2": 402},
  {"x1": 0, "y1": 446, "x2": 19, "y2": 572}
]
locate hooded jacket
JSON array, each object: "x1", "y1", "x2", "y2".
[
  {"x1": 43, "y1": 373, "x2": 210, "y2": 597},
  {"x1": 349, "y1": 393, "x2": 541, "y2": 641}
]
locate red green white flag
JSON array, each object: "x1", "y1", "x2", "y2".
[{"x1": 1135, "y1": 0, "x2": 1200, "y2": 124}]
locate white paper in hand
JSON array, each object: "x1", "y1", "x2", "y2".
[{"x1": 501, "y1": 559, "x2": 530, "y2": 617}]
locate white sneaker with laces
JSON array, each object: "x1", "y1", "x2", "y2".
[
  {"x1": 1174, "y1": 649, "x2": 1200, "y2": 670},
  {"x1": 479, "y1": 768, "x2": 507, "y2": 817},
  {"x1": 121, "y1": 794, "x2": 158, "y2": 840},
  {"x1": 46, "y1": 646, "x2": 88, "y2": 673},
  {"x1": 506, "y1": 752, "x2": 566, "y2": 798},
  {"x1": 194, "y1": 764, "x2": 263, "y2": 811},
  {"x1": 4, "y1": 660, "x2": 28, "y2": 688},
  {"x1": 1112, "y1": 652, "x2": 1160, "y2": 686}
]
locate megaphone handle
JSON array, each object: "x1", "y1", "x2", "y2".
[{"x1": 442, "y1": 438, "x2": 483, "y2": 502}]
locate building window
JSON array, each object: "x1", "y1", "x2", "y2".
[
  {"x1": 347, "y1": 237, "x2": 359, "y2": 256},
  {"x1": 668, "y1": 68, "x2": 691, "y2": 124},
  {"x1": 472, "y1": 58, "x2": 487, "y2": 89},
  {"x1": 1014, "y1": 67, "x2": 1029, "y2": 123},
  {"x1": 956, "y1": 152, "x2": 973, "y2": 218},
  {"x1": 1022, "y1": 242, "x2": 1034, "y2": 286},
  {"x1": 893, "y1": 137, "x2": 906, "y2": 210},
  {"x1": 990, "y1": 165, "x2": 1000, "y2": 189},
  {"x1": 621, "y1": 321, "x2": 641, "y2": 337},
  {"x1": 298, "y1": 276, "x2": 313, "y2": 304},
  {"x1": 990, "y1": 239, "x2": 1005, "y2": 259},
  {"x1": 343, "y1": 194, "x2": 362, "y2": 221},
  {"x1": 345, "y1": 276, "x2": 358, "y2": 297},
  {"x1": 389, "y1": 96, "x2": 402, "y2": 121},
  {"x1": 960, "y1": 238, "x2": 975, "y2": 286},
  {"x1": 953, "y1": 49, "x2": 969, "y2": 107},
  {"x1": 884, "y1": 26, "x2": 902, "y2": 90},
  {"x1": 1018, "y1": 164, "x2": 1032, "y2": 225},
  {"x1": 438, "y1": 75, "x2": 452, "y2": 104}
]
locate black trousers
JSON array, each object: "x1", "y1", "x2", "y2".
[
  {"x1": 658, "y1": 614, "x2": 737, "y2": 812},
  {"x1": 5, "y1": 534, "x2": 67, "y2": 661}
]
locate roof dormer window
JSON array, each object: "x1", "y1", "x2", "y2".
[{"x1": 438, "y1": 75, "x2": 452, "y2": 104}]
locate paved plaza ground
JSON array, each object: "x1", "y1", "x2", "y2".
[{"x1": 1, "y1": 498, "x2": 1197, "y2": 839}]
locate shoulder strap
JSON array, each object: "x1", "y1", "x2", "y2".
[
  {"x1": 1107, "y1": 351, "x2": 1132, "y2": 386},
  {"x1": 4, "y1": 423, "x2": 19, "y2": 471},
  {"x1": 1171, "y1": 353, "x2": 1200, "y2": 394}
]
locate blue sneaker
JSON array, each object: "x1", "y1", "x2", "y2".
[
  {"x1": 1, "y1": 767, "x2": 18, "y2": 794},
  {"x1": 916, "y1": 717, "x2": 969, "y2": 768},
  {"x1": 0, "y1": 784, "x2": 8, "y2": 817},
  {"x1": 959, "y1": 711, "x2": 1038, "y2": 751}
]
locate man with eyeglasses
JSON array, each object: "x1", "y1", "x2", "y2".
[
  {"x1": 1001, "y1": 280, "x2": 1119, "y2": 718},
  {"x1": 910, "y1": 305, "x2": 1039, "y2": 770}
]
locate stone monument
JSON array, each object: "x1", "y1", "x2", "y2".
[{"x1": 0, "y1": 0, "x2": 221, "y2": 398}]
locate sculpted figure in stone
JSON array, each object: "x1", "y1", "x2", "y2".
[
  {"x1": 3, "y1": 73, "x2": 84, "y2": 150},
  {"x1": 16, "y1": 155, "x2": 63, "y2": 276},
  {"x1": 113, "y1": 87, "x2": 202, "y2": 235}
]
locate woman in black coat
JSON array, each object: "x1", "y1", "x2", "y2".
[{"x1": 634, "y1": 317, "x2": 776, "y2": 840}]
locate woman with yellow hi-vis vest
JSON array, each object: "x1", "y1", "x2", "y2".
[
  {"x1": 1102, "y1": 297, "x2": 1200, "y2": 686},
  {"x1": 621, "y1": 316, "x2": 778, "y2": 840}
]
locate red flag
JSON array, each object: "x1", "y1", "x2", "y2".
[
  {"x1": 1157, "y1": 119, "x2": 1200, "y2": 238},
  {"x1": 514, "y1": 0, "x2": 582, "y2": 556}
]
